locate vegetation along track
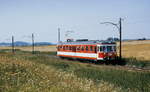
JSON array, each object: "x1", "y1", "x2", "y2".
[
  {"x1": 0, "y1": 50, "x2": 150, "y2": 92},
  {"x1": 45, "y1": 53, "x2": 150, "y2": 72}
]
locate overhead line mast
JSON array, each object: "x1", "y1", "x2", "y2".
[
  {"x1": 58, "y1": 28, "x2": 60, "y2": 43},
  {"x1": 101, "y1": 18, "x2": 123, "y2": 60}
]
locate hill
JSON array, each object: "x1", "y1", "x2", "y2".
[{"x1": 0, "y1": 41, "x2": 54, "y2": 46}]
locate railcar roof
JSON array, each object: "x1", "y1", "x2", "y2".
[{"x1": 58, "y1": 40, "x2": 116, "y2": 45}]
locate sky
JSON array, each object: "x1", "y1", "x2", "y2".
[{"x1": 0, "y1": 0, "x2": 150, "y2": 43}]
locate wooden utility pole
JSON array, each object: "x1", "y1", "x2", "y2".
[
  {"x1": 32, "y1": 33, "x2": 34, "y2": 54},
  {"x1": 58, "y1": 28, "x2": 60, "y2": 43},
  {"x1": 119, "y1": 18, "x2": 122, "y2": 60},
  {"x1": 12, "y1": 36, "x2": 15, "y2": 54}
]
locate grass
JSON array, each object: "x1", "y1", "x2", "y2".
[
  {"x1": 26, "y1": 55, "x2": 150, "y2": 92},
  {"x1": 74, "y1": 68, "x2": 150, "y2": 92},
  {"x1": 122, "y1": 57, "x2": 150, "y2": 69},
  {"x1": 0, "y1": 53, "x2": 121, "y2": 92},
  {"x1": 0, "y1": 50, "x2": 150, "y2": 92}
]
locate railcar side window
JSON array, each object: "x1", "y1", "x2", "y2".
[
  {"x1": 72, "y1": 46, "x2": 76, "y2": 52},
  {"x1": 90, "y1": 46, "x2": 93, "y2": 51},
  {"x1": 69, "y1": 46, "x2": 71, "y2": 50},
  {"x1": 66, "y1": 46, "x2": 68, "y2": 50},
  {"x1": 86, "y1": 46, "x2": 88, "y2": 51},
  {"x1": 94, "y1": 46, "x2": 97, "y2": 53},
  {"x1": 79, "y1": 46, "x2": 81, "y2": 51},
  {"x1": 71, "y1": 46, "x2": 72, "y2": 50},
  {"x1": 81, "y1": 46, "x2": 84, "y2": 51},
  {"x1": 76, "y1": 46, "x2": 79, "y2": 51}
]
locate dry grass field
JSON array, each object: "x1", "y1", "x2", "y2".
[
  {"x1": 0, "y1": 40, "x2": 150, "y2": 60},
  {"x1": 0, "y1": 45, "x2": 56, "y2": 52},
  {"x1": 119, "y1": 40, "x2": 150, "y2": 60}
]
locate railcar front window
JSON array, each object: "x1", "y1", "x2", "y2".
[
  {"x1": 107, "y1": 46, "x2": 113, "y2": 52},
  {"x1": 99, "y1": 46, "x2": 115, "y2": 52},
  {"x1": 100, "y1": 46, "x2": 103, "y2": 51},
  {"x1": 99, "y1": 46, "x2": 106, "y2": 52}
]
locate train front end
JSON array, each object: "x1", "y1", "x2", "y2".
[{"x1": 97, "y1": 42, "x2": 117, "y2": 61}]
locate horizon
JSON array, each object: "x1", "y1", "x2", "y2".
[{"x1": 0, "y1": 0, "x2": 150, "y2": 43}]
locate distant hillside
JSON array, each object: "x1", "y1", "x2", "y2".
[
  {"x1": 0, "y1": 41, "x2": 54, "y2": 46},
  {"x1": 15, "y1": 41, "x2": 31, "y2": 46},
  {"x1": 0, "y1": 42, "x2": 11, "y2": 46},
  {"x1": 34, "y1": 42, "x2": 54, "y2": 46}
]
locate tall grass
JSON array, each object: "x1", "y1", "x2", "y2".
[
  {"x1": 123, "y1": 57, "x2": 150, "y2": 68},
  {"x1": 0, "y1": 50, "x2": 150, "y2": 92},
  {"x1": 0, "y1": 54, "x2": 122, "y2": 92},
  {"x1": 24, "y1": 55, "x2": 150, "y2": 92}
]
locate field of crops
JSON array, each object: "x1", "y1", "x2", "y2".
[{"x1": 0, "y1": 50, "x2": 150, "y2": 92}]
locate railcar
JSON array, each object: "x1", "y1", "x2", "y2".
[{"x1": 57, "y1": 39, "x2": 117, "y2": 62}]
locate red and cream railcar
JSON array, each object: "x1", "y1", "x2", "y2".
[{"x1": 57, "y1": 40, "x2": 117, "y2": 61}]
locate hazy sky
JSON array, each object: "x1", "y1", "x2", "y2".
[{"x1": 0, "y1": 0, "x2": 150, "y2": 43}]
